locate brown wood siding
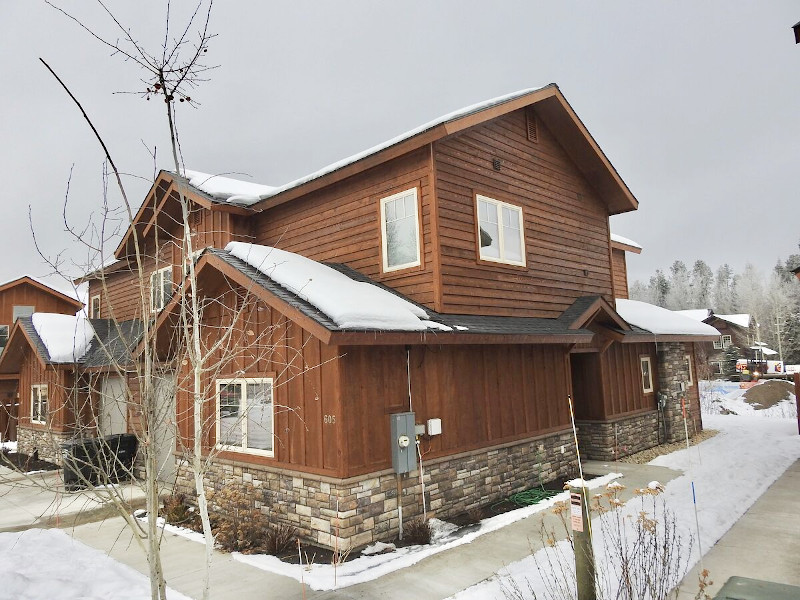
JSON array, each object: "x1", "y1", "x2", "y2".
[
  {"x1": 339, "y1": 344, "x2": 572, "y2": 477},
  {"x1": 434, "y1": 109, "x2": 613, "y2": 318},
  {"x1": 611, "y1": 248, "x2": 629, "y2": 300},
  {"x1": 0, "y1": 379, "x2": 18, "y2": 442},
  {"x1": 253, "y1": 148, "x2": 437, "y2": 309},
  {"x1": 91, "y1": 202, "x2": 253, "y2": 322},
  {"x1": 0, "y1": 283, "x2": 79, "y2": 330},
  {"x1": 17, "y1": 349, "x2": 69, "y2": 431},
  {"x1": 174, "y1": 286, "x2": 343, "y2": 476},
  {"x1": 600, "y1": 343, "x2": 658, "y2": 418}
]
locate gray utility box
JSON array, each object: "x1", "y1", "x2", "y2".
[{"x1": 390, "y1": 412, "x2": 417, "y2": 474}]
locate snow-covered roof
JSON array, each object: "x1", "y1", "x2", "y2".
[
  {"x1": 184, "y1": 170, "x2": 277, "y2": 206},
  {"x1": 750, "y1": 343, "x2": 778, "y2": 356},
  {"x1": 226, "y1": 242, "x2": 436, "y2": 331},
  {"x1": 610, "y1": 233, "x2": 642, "y2": 251},
  {"x1": 31, "y1": 313, "x2": 95, "y2": 363},
  {"x1": 715, "y1": 314, "x2": 751, "y2": 328},
  {"x1": 615, "y1": 299, "x2": 720, "y2": 337},
  {"x1": 188, "y1": 87, "x2": 549, "y2": 206},
  {"x1": 675, "y1": 309, "x2": 712, "y2": 322}
]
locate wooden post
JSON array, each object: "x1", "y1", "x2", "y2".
[
  {"x1": 794, "y1": 373, "x2": 799, "y2": 435},
  {"x1": 570, "y1": 484, "x2": 596, "y2": 600}
]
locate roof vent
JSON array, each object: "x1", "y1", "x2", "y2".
[{"x1": 526, "y1": 108, "x2": 539, "y2": 143}]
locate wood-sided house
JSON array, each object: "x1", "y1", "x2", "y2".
[
  {"x1": 2, "y1": 85, "x2": 718, "y2": 549},
  {"x1": 0, "y1": 276, "x2": 83, "y2": 442}
]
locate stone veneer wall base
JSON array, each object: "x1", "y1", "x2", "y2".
[
  {"x1": 16, "y1": 426, "x2": 73, "y2": 465},
  {"x1": 175, "y1": 429, "x2": 578, "y2": 551},
  {"x1": 577, "y1": 411, "x2": 660, "y2": 461}
]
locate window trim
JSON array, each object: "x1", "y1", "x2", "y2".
[
  {"x1": 150, "y1": 266, "x2": 173, "y2": 313},
  {"x1": 31, "y1": 384, "x2": 48, "y2": 425},
  {"x1": 12, "y1": 305, "x2": 35, "y2": 322},
  {"x1": 722, "y1": 335, "x2": 732, "y2": 348},
  {"x1": 215, "y1": 377, "x2": 275, "y2": 458},
  {"x1": 640, "y1": 356, "x2": 654, "y2": 394},
  {"x1": 685, "y1": 353, "x2": 694, "y2": 387},
  {"x1": 379, "y1": 187, "x2": 422, "y2": 273},
  {"x1": 475, "y1": 194, "x2": 527, "y2": 267},
  {"x1": 90, "y1": 294, "x2": 101, "y2": 319}
]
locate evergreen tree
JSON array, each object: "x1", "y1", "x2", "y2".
[
  {"x1": 690, "y1": 260, "x2": 714, "y2": 308},
  {"x1": 665, "y1": 260, "x2": 691, "y2": 309},
  {"x1": 713, "y1": 264, "x2": 736, "y2": 313},
  {"x1": 722, "y1": 344, "x2": 740, "y2": 378}
]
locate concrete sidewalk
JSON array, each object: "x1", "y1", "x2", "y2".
[
  {"x1": 59, "y1": 460, "x2": 683, "y2": 600},
  {"x1": 676, "y1": 459, "x2": 800, "y2": 599},
  {"x1": 0, "y1": 465, "x2": 146, "y2": 532}
]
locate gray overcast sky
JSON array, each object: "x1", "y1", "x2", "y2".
[{"x1": 2, "y1": 1, "x2": 798, "y2": 295}]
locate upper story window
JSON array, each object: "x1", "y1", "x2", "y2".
[
  {"x1": 0, "y1": 325, "x2": 8, "y2": 351},
  {"x1": 31, "y1": 384, "x2": 48, "y2": 424},
  {"x1": 640, "y1": 356, "x2": 654, "y2": 393},
  {"x1": 150, "y1": 266, "x2": 173, "y2": 313},
  {"x1": 380, "y1": 188, "x2": 421, "y2": 272},
  {"x1": 90, "y1": 295, "x2": 101, "y2": 318},
  {"x1": 216, "y1": 377, "x2": 274, "y2": 457},
  {"x1": 713, "y1": 334, "x2": 732, "y2": 350},
  {"x1": 12, "y1": 305, "x2": 35, "y2": 322},
  {"x1": 476, "y1": 195, "x2": 526, "y2": 266}
]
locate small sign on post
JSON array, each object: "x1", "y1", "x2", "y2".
[{"x1": 569, "y1": 483, "x2": 597, "y2": 600}]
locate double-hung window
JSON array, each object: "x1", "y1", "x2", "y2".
[
  {"x1": 380, "y1": 188, "x2": 421, "y2": 272},
  {"x1": 150, "y1": 266, "x2": 173, "y2": 312},
  {"x1": 0, "y1": 325, "x2": 8, "y2": 352},
  {"x1": 31, "y1": 384, "x2": 48, "y2": 424},
  {"x1": 476, "y1": 195, "x2": 525, "y2": 266},
  {"x1": 713, "y1": 335, "x2": 732, "y2": 350},
  {"x1": 216, "y1": 378, "x2": 274, "y2": 456},
  {"x1": 640, "y1": 356, "x2": 654, "y2": 393},
  {"x1": 90, "y1": 295, "x2": 101, "y2": 318}
]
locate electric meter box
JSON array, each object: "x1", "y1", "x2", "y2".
[{"x1": 390, "y1": 412, "x2": 416, "y2": 474}]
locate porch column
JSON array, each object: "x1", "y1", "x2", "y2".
[{"x1": 656, "y1": 342, "x2": 690, "y2": 443}]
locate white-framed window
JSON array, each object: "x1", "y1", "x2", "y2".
[
  {"x1": 31, "y1": 384, "x2": 48, "y2": 424},
  {"x1": 713, "y1": 334, "x2": 732, "y2": 350},
  {"x1": 150, "y1": 266, "x2": 173, "y2": 312},
  {"x1": 90, "y1": 294, "x2": 101, "y2": 318},
  {"x1": 12, "y1": 305, "x2": 35, "y2": 322},
  {"x1": 711, "y1": 361, "x2": 723, "y2": 375},
  {"x1": 0, "y1": 325, "x2": 8, "y2": 351},
  {"x1": 380, "y1": 188, "x2": 421, "y2": 272},
  {"x1": 476, "y1": 195, "x2": 526, "y2": 266},
  {"x1": 685, "y1": 354, "x2": 694, "y2": 387},
  {"x1": 216, "y1": 377, "x2": 274, "y2": 456},
  {"x1": 640, "y1": 356, "x2": 654, "y2": 394}
]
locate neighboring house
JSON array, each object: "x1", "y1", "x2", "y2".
[
  {"x1": 678, "y1": 310, "x2": 754, "y2": 376},
  {"x1": 1, "y1": 85, "x2": 718, "y2": 550},
  {"x1": 0, "y1": 276, "x2": 83, "y2": 442}
]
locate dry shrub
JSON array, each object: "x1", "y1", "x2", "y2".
[
  {"x1": 403, "y1": 517, "x2": 432, "y2": 545},
  {"x1": 161, "y1": 494, "x2": 198, "y2": 529},
  {"x1": 209, "y1": 484, "x2": 296, "y2": 555}
]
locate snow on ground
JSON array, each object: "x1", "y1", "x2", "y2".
[
  {"x1": 1, "y1": 441, "x2": 17, "y2": 452},
  {"x1": 451, "y1": 395, "x2": 800, "y2": 599},
  {"x1": 0, "y1": 528, "x2": 190, "y2": 600},
  {"x1": 700, "y1": 379, "x2": 797, "y2": 418}
]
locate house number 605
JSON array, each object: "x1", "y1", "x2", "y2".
[{"x1": 323, "y1": 414, "x2": 336, "y2": 424}]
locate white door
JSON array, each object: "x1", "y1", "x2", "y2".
[
  {"x1": 153, "y1": 373, "x2": 177, "y2": 486},
  {"x1": 99, "y1": 375, "x2": 128, "y2": 435}
]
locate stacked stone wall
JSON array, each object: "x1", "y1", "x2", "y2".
[
  {"x1": 576, "y1": 411, "x2": 660, "y2": 461},
  {"x1": 16, "y1": 426, "x2": 72, "y2": 464},
  {"x1": 175, "y1": 429, "x2": 577, "y2": 551},
  {"x1": 657, "y1": 342, "x2": 698, "y2": 443}
]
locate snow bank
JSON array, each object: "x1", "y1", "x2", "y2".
[
  {"x1": 0, "y1": 529, "x2": 189, "y2": 600},
  {"x1": 226, "y1": 243, "x2": 432, "y2": 331},
  {"x1": 184, "y1": 169, "x2": 277, "y2": 205},
  {"x1": 700, "y1": 380, "x2": 797, "y2": 418},
  {"x1": 615, "y1": 299, "x2": 719, "y2": 336},
  {"x1": 31, "y1": 313, "x2": 94, "y2": 363}
]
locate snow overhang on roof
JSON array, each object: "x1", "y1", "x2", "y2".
[
  {"x1": 675, "y1": 309, "x2": 713, "y2": 322},
  {"x1": 615, "y1": 299, "x2": 720, "y2": 340},
  {"x1": 714, "y1": 314, "x2": 751, "y2": 329},
  {"x1": 189, "y1": 85, "x2": 637, "y2": 215},
  {"x1": 610, "y1": 233, "x2": 642, "y2": 254}
]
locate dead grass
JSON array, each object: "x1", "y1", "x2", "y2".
[{"x1": 618, "y1": 429, "x2": 718, "y2": 464}]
